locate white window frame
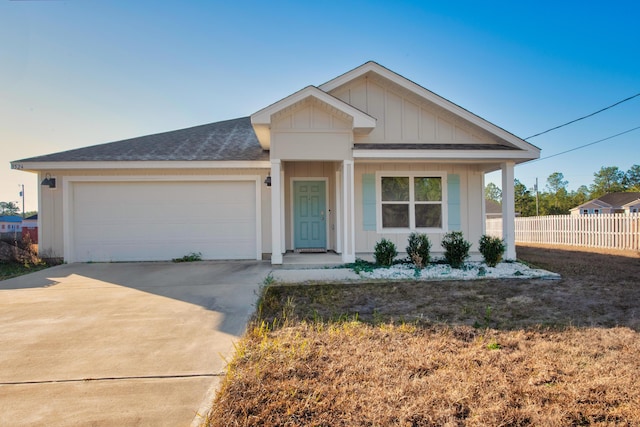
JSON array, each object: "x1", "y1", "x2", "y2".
[{"x1": 375, "y1": 171, "x2": 447, "y2": 233}]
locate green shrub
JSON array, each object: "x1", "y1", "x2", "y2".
[
  {"x1": 172, "y1": 252, "x2": 203, "y2": 263},
  {"x1": 406, "y1": 232, "x2": 431, "y2": 269},
  {"x1": 478, "y1": 235, "x2": 506, "y2": 267},
  {"x1": 441, "y1": 231, "x2": 471, "y2": 268},
  {"x1": 374, "y1": 238, "x2": 397, "y2": 266}
]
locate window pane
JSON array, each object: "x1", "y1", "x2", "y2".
[
  {"x1": 382, "y1": 204, "x2": 409, "y2": 228},
  {"x1": 415, "y1": 204, "x2": 442, "y2": 228},
  {"x1": 381, "y1": 177, "x2": 409, "y2": 201},
  {"x1": 415, "y1": 177, "x2": 441, "y2": 201}
]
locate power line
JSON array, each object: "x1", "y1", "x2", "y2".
[
  {"x1": 528, "y1": 125, "x2": 640, "y2": 164},
  {"x1": 525, "y1": 92, "x2": 640, "y2": 140}
]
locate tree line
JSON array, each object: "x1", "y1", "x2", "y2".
[
  {"x1": 486, "y1": 165, "x2": 640, "y2": 216},
  {"x1": 0, "y1": 201, "x2": 37, "y2": 218}
]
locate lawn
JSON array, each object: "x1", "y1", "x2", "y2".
[
  {"x1": 206, "y1": 246, "x2": 640, "y2": 426},
  {"x1": 0, "y1": 261, "x2": 50, "y2": 281}
]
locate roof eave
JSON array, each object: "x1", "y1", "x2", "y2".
[{"x1": 10, "y1": 160, "x2": 272, "y2": 172}]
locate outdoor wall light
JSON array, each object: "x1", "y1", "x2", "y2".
[
  {"x1": 264, "y1": 175, "x2": 272, "y2": 187},
  {"x1": 41, "y1": 173, "x2": 56, "y2": 189}
]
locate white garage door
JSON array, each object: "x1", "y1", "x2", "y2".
[{"x1": 70, "y1": 180, "x2": 258, "y2": 262}]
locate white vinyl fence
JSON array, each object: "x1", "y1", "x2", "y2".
[{"x1": 486, "y1": 213, "x2": 640, "y2": 252}]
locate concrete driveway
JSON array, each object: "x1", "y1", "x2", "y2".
[{"x1": 0, "y1": 261, "x2": 271, "y2": 426}]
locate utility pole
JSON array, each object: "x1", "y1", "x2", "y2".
[
  {"x1": 19, "y1": 184, "x2": 25, "y2": 218},
  {"x1": 535, "y1": 178, "x2": 539, "y2": 216}
]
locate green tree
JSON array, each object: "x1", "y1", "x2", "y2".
[
  {"x1": 484, "y1": 182, "x2": 502, "y2": 203},
  {"x1": 590, "y1": 166, "x2": 626, "y2": 197},
  {"x1": 0, "y1": 201, "x2": 20, "y2": 216},
  {"x1": 546, "y1": 172, "x2": 568, "y2": 194},
  {"x1": 624, "y1": 164, "x2": 640, "y2": 191},
  {"x1": 514, "y1": 179, "x2": 536, "y2": 216},
  {"x1": 570, "y1": 185, "x2": 590, "y2": 207},
  {"x1": 544, "y1": 172, "x2": 572, "y2": 214}
]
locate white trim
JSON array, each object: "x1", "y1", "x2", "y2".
[
  {"x1": 289, "y1": 177, "x2": 330, "y2": 251},
  {"x1": 62, "y1": 175, "x2": 262, "y2": 263},
  {"x1": 375, "y1": 171, "x2": 448, "y2": 233},
  {"x1": 341, "y1": 160, "x2": 356, "y2": 263},
  {"x1": 335, "y1": 170, "x2": 342, "y2": 254},
  {"x1": 270, "y1": 160, "x2": 283, "y2": 264},
  {"x1": 501, "y1": 162, "x2": 516, "y2": 260},
  {"x1": 353, "y1": 149, "x2": 537, "y2": 162},
  {"x1": 12, "y1": 160, "x2": 271, "y2": 171}
]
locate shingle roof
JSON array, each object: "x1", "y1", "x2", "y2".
[
  {"x1": 16, "y1": 117, "x2": 268, "y2": 163},
  {"x1": 596, "y1": 192, "x2": 640, "y2": 208}
]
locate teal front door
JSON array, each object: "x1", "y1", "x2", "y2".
[{"x1": 293, "y1": 181, "x2": 326, "y2": 249}]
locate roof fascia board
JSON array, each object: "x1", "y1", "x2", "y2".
[
  {"x1": 352, "y1": 148, "x2": 538, "y2": 162},
  {"x1": 319, "y1": 61, "x2": 540, "y2": 156},
  {"x1": 11, "y1": 160, "x2": 271, "y2": 172}
]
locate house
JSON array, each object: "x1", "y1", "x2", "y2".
[
  {"x1": 0, "y1": 215, "x2": 23, "y2": 240},
  {"x1": 21, "y1": 214, "x2": 38, "y2": 244},
  {"x1": 570, "y1": 192, "x2": 640, "y2": 216},
  {"x1": 11, "y1": 62, "x2": 540, "y2": 264}
]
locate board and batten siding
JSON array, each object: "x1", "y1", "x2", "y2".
[
  {"x1": 354, "y1": 163, "x2": 485, "y2": 255},
  {"x1": 331, "y1": 77, "x2": 498, "y2": 146},
  {"x1": 271, "y1": 100, "x2": 354, "y2": 161}
]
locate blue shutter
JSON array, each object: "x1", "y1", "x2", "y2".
[
  {"x1": 447, "y1": 174, "x2": 461, "y2": 231},
  {"x1": 362, "y1": 174, "x2": 376, "y2": 231}
]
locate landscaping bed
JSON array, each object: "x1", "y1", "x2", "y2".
[{"x1": 207, "y1": 245, "x2": 640, "y2": 426}]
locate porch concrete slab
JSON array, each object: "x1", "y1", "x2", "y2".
[{"x1": 0, "y1": 261, "x2": 271, "y2": 427}]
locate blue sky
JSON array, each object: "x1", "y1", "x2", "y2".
[{"x1": 2, "y1": 0, "x2": 639, "y2": 212}]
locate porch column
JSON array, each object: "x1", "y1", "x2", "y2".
[
  {"x1": 270, "y1": 159, "x2": 283, "y2": 264},
  {"x1": 501, "y1": 161, "x2": 516, "y2": 260},
  {"x1": 341, "y1": 160, "x2": 356, "y2": 263}
]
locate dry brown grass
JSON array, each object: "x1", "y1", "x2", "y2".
[{"x1": 207, "y1": 245, "x2": 640, "y2": 426}]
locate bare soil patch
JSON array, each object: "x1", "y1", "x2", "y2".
[{"x1": 207, "y1": 245, "x2": 640, "y2": 426}]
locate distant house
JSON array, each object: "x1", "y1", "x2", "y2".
[
  {"x1": 485, "y1": 199, "x2": 520, "y2": 218},
  {"x1": 570, "y1": 192, "x2": 640, "y2": 216},
  {"x1": 0, "y1": 215, "x2": 23, "y2": 239},
  {"x1": 22, "y1": 214, "x2": 38, "y2": 244},
  {"x1": 485, "y1": 199, "x2": 503, "y2": 219}
]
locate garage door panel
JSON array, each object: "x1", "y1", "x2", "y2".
[{"x1": 70, "y1": 181, "x2": 257, "y2": 262}]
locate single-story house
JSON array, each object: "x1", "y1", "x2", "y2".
[
  {"x1": 570, "y1": 192, "x2": 640, "y2": 216},
  {"x1": 11, "y1": 62, "x2": 540, "y2": 264},
  {"x1": 0, "y1": 215, "x2": 23, "y2": 233}
]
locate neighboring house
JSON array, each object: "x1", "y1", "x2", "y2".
[
  {"x1": 485, "y1": 199, "x2": 503, "y2": 219},
  {"x1": 570, "y1": 192, "x2": 640, "y2": 216},
  {"x1": 484, "y1": 199, "x2": 521, "y2": 220},
  {"x1": 21, "y1": 214, "x2": 38, "y2": 244},
  {"x1": 11, "y1": 62, "x2": 540, "y2": 264},
  {"x1": 0, "y1": 215, "x2": 23, "y2": 239}
]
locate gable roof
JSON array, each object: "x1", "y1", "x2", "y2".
[
  {"x1": 572, "y1": 192, "x2": 640, "y2": 211},
  {"x1": 319, "y1": 61, "x2": 540, "y2": 156},
  {"x1": 14, "y1": 117, "x2": 267, "y2": 164},
  {"x1": 251, "y1": 86, "x2": 376, "y2": 149}
]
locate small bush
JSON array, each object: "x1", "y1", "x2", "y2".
[
  {"x1": 172, "y1": 252, "x2": 203, "y2": 263},
  {"x1": 441, "y1": 231, "x2": 471, "y2": 268},
  {"x1": 374, "y1": 238, "x2": 397, "y2": 267},
  {"x1": 478, "y1": 235, "x2": 506, "y2": 267},
  {"x1": 406, "y1": 232, "x2": 431, "y2": 269}
]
